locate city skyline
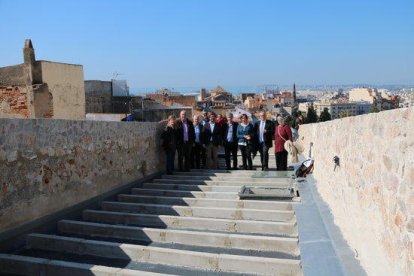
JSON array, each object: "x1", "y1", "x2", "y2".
[
  {"x1": 129, "y1": 83, "x2": 414, "y2": 95},
  {"x1": 1, "y1": 0, "x2": 413, "y2": 88}
]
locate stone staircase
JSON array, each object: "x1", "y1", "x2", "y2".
[{"x1": 0, "y1": 169, "x2": 302, "y2": 275}]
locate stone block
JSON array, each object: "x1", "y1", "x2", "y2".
[{"x1": 6, "y1": 150, "x2": 17, "y2": 162}]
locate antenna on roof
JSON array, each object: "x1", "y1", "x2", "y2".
[{"x1": 112, "y1": 72, "x2": 123, "y2": 79}]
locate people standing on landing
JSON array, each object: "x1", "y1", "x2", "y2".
[
  {"x1": 161, "y1": 115, "x2": 179, "y2": 175},
  {"x1": 223, "y1": 112, "x2": 239, "y2": 170},
  {"x1": 274, "y1": 116, "x2": 293, "y2": 171},
  {"x1": 203, "y1": 113, "x2": 222, "y2": 169},
  {"x1": 176, "y1": 110, "x2": 195, "y2": 172},
  {"x1": 254, "y1": 111, "x2": 274, "y2": 171},
  {"x1": 237, "y1": 114, "x2": 254, "y2": 170},
  {"x1": 192, "y1": 115, "x2": 204, "y2": 169}
]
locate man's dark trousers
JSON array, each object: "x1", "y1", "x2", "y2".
[
  {"x1": 178, "y1": 142, "x2": 192, "y2": 171},
  {"x1": 259, "y1": 142, "x2": 270, "y2": 170},
  {"x1": 192, "y1": 143, "x2": 203, "y2": 169},
  {"x1": 224, "y1": 142, "x2": 238, "y2": 169}
]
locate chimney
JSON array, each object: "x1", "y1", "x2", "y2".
[
  {"x1": 293, "y1": 83, "x2": 297, "y2": 104},
  {"x1": 23, "y1": 39, "x2": 36, "y2": 64}
]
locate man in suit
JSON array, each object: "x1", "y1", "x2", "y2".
[
  {"x1": 223, "y1": 112, "x2": 239, "y2": 170},
  {"x1": 254, "y1": 111, "x2": 274, "y2": 171},
  {"x1": 176, "y1": 110, "x2": 195, "y2": 171},
  {"x1": 191, "y1": 114, "x2": 204, "y2": 169},
  {"x1": 201, "y1": 111, "x2": 209, "y2": 125},
  {"x1": 203, "y1": 113, "x2": 222, "y2": 169},
  {"x1": 200, "y1": 111, "x2": 209, "y2": 167}
]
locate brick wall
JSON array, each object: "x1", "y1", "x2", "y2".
[
  {"x1": 0, "y1": 86, "x2": 30, "y2": 118},
  {"x1": 146, "y1": 94, "x2": 196, "y2": 108},
  {"x1": 169, "y1": 95, "x2": 196, "y2": 107}
]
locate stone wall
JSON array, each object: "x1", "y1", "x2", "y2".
[
  {"x1": 0, "y1": 119, "x2": 164, "y2": 234},
  {"x1": 299, "y1": 107, "x2": 414, "y2": 275}
]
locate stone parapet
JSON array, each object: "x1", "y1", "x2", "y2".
[
  {"x1": 299, "y1": 107, "x2": 414, "y2": 275},
  {"x1": 0, "y1": 119, "x2": 164, "y2": 233}
]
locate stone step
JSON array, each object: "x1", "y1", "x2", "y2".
[
  {"x1": 131, "y1": 188, "x2": 239, "y2": 199},
  {"x1": 82, "y1": 210, "x2": 298, "y2": 236},
  {"x1": 142, "y1": 183, "x2": 242, "y2": 192},
  {"x1": 101, "y1": 201, "x2": 295, "y2": 222},
  {"x1": 0, "y1": 253, "x2": 166, "y2": 276},
  {"x1": 57, "y1": 220, "x2": 299, "y2": 255},
  {"x1": 152, "y1": 178, "x2": 293, "y2": 187},
  {"x1": 117, "y1": 194, "x2": 293, "y2": 211},
  {"x1": 174, "y1": 171, "x2": 295, "y2": 177},
  {"x1": 190, "y1": 168, "x2": 295, "y2": 173},
  {"x1": 26, "y1": 234, "x2": 302, "y2": 275},
  {"x1": 160, "y1": 175, "x2": 294, "y2": 183}
]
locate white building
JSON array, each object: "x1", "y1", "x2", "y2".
[
  {"x1": 314, "y1": 100, "x2": 357, "y2": 119},
  {"x1": 355, "y1": 101, "x2": 373, "y2": 115},
  {"x1": 349, "y1": 88, "x2": 382, "y2": 110},
  {"x1": 298, "y1": 102, "x2": 313, "y2": 114}
]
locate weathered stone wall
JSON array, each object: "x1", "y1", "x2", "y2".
[
  {"x1": 0, "y1": 119, "x2": 163, "y2": 234},
  {"x1": 299, "y1": 107, "x2": 414, "y2": 275},
  {"x1": 39, "y1": 61, "x2": 86, "y2": 120}
]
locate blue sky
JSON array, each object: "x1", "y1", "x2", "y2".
[{"x1": 0, "y1": 0, "x2": 413, "y2": 92}]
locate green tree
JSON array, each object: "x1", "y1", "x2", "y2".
[
  {"x1": 285, "y1": 115, "x2": 294, "y2": 127},
  {"x1": 306, "y1": 106, "x2": 318, "y2": 123},
  {"x1": 319, "y1": 108, "x2": 331, "y2": 122},
  {"x1": 339, "y1": 110, "x2": 351, "y2": 118},
  {"x1": 369, "y1": 107, "x2": 380, "y2": 113}
]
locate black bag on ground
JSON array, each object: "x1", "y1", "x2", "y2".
[{"x1": 296, "y1": 159, "x2": 314, "y2": 177}]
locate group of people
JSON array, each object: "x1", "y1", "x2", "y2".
[{"x1": 161, "y1": 110, "x2": 293, "y2": 175}]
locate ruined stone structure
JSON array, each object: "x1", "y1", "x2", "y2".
[{"x1": 0, "y1": 40, "x2": 85, "y2": 119}]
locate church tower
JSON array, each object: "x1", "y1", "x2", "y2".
[{"x1": 293, "y1": 83, "x2": 297, "y2": 104}]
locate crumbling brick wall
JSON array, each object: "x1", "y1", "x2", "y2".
[{"x1": 0, "y1": 86, "x2": 30, "y2": 118}]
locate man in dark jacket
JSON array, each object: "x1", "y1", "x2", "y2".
[
  {"x1": 203, "y1": 113, "x2": 222, "y2": 169},
  {"x1": 176, "y1": 110, "x2": 195, "y2": 171},
  {"x1": 254, "y1": 111, "x2": 274, "y2": 171},
  {"x1": 223, "y1": 112, "x2": 239, "y2": 170},
  {"x1": 191, "y1": 114, "x2": 204, "y2": 169}
]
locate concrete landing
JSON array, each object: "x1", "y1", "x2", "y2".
[{"x1": 294, "y1": 176, "x2": 366, "y2": 276}]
